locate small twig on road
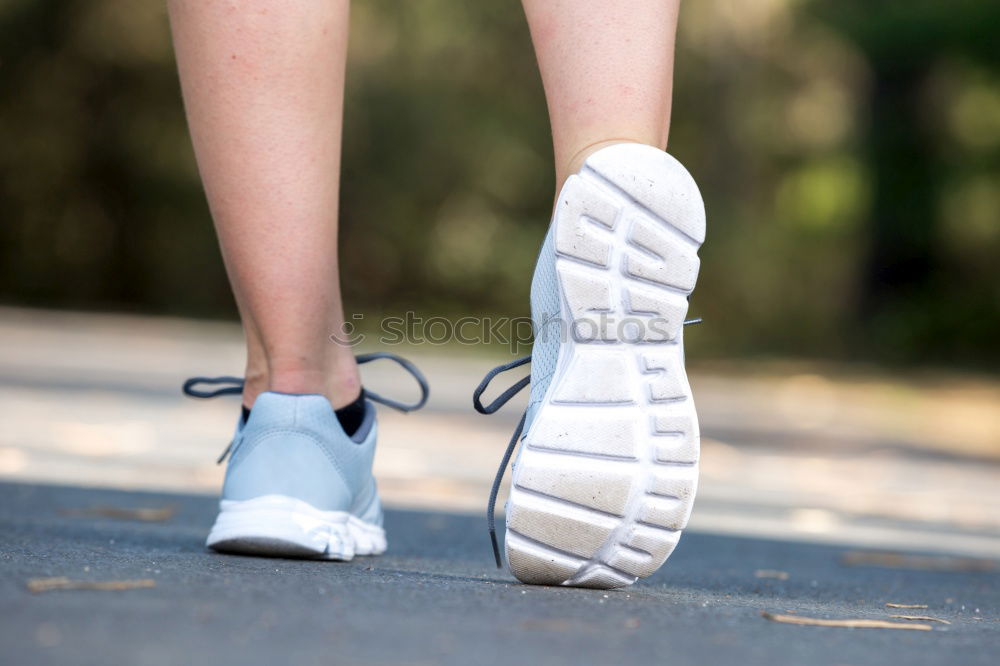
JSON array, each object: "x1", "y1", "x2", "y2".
[
  {"x1": 27, "y1": 577, "x2": 156, "y2": 594},
  {"x1": 59, "y1": 505, "x2": 175, "y2": 522},
  {"x1": 761, "y1": 611, "x2": 932, "y2": 631},
  {"x1": 890, "y1": 615, "x2": 951, "y2": 625},
  {"x1": 841, "y1": 551, "x2": 997, "y2": 572},
  {"x1": 886, "y1": 602, "x2": 929, "y2": 609},
  {"x1": 754, "y1": 569, "x2": 789, "y2": 580}
]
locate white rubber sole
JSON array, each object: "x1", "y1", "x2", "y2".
[
  {"x1": 206, "y1": 494, "x2": 387, "y2": 561},
  {"x1": 507, "y1": 145, "x2": 705, "y2": 589}
]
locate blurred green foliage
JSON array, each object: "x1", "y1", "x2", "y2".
[{"x1": 1, "y1": 0, "x2": 998, "y2": 367}]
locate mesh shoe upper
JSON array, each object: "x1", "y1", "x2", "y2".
[{"x1": 222, "y1": 392, "x2": 380, "y2": 518}]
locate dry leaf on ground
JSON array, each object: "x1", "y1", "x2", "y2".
[
  {"x1": 60, "y1": 505, "x2": 175, "y2": 522},
  {"x1": 27, "y1": 577, "x2": 156, "y2": 594},
  {"x1": 889, "y1": 615, "x2": 951, "y2": 625},
  {"x1": 841, "y1": 551, "x2": 997, "y2": 572},
  {"x1": 761, "y1": 611, "x2": 932, "y2": 631}
]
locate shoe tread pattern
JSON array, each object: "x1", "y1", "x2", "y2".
[{"x1": 507, "y1": 145, "x2": 704, "y2": 588}]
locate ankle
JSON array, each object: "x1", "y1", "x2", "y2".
[
  {"x1": 266, "y1": 356, "x2": 361, "y2": 410},
  {"x1": 241, "y1": 367, "x2": 267, "y2": 411}
]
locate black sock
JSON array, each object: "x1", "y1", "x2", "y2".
[
  {"x1": 241, "y1": 396, "x2": 365, "y2": 436},
  {"x1": 335, "y1": 392, "x2": 366, "y2": 437}
]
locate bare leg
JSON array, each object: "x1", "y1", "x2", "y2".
[
  {"x1": 522, "y1": 0, "x2": 681, "y2": 189},
  {"x1": 168, "y1": 0, "x2": 359, "y2": 409}
]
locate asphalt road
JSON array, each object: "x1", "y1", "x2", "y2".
[{"x1": 1, "y1": 481, "x2": 997, "y2": 666}]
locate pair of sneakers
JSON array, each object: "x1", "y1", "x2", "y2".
[{"x1": 185, "y1": 144, "x2": 706, "y2": 590}]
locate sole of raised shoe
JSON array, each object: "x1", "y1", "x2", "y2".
[
  {"x1": 506, "y1": 144, "x2": 705, "y2": 589},
  {"x1": 206, "y1": 494, "x2": 387, "y2": 561}
]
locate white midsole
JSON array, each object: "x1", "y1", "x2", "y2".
[{"x1": 206, "y1": 494, "x2": 386, "y2": 561}]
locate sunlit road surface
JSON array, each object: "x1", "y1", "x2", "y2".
[
  {"x1": 3, "y1": 481, "x2": 998, "y2": 666},
  {"x1": 1, "y1": 306, "x2": 999, "y2": 559}
]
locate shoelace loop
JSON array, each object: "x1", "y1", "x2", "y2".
[
  {"x1": 475, "y1": 317, "x2": 702, "y2": 569},
  {"x1": 472, "y1": 355, "x2": 531, "y2": 415},
  {"x1": 356, "y1": 352, "x2": 430, "y2": 412},
  {"x1": 183, "y1": 352, "x2": 430, "y2": 462},
  {"x1": 182, "y1": 376, "x2": 244, "y2": 399}
]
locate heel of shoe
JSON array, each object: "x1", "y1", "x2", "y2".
[{"x1": 206, "y1": 494, "x2": 387, "y2": 561}]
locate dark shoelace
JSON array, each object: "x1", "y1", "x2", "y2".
[
  {"x1": 473, "y1": 317, "x2": 703, "y2": 568},
  {"x1": 183, "y1": 351, "x2": 430, "y2": 462}
]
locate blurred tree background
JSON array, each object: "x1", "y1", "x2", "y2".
[{"x1": 1, "y1": 0, "x2": 998, "y2": 367}]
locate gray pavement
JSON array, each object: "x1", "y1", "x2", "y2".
[
  {"x1": 2, "y1": 481, "x2": 998, "y2": 666},
  {"x1": 2, "y1": 307, "x2": 1000, "y2": 664}
]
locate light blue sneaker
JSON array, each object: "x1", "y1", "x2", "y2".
[
  {"x1": 183, "y1": 353, "x2": 428, "y2": 560},
  {"x1": 475, "y1": 143, "x2": 706, "y2": 588}
]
